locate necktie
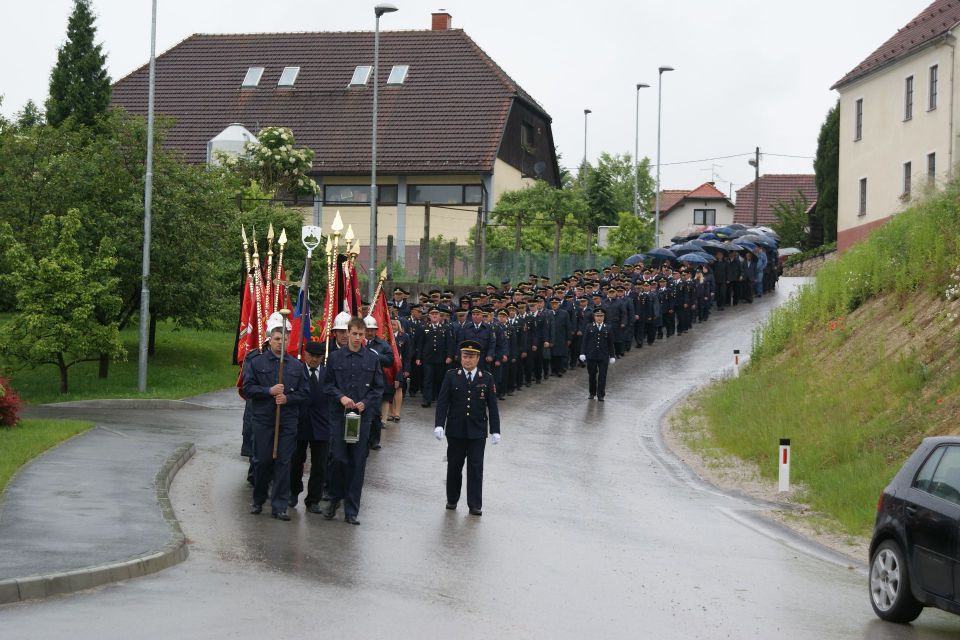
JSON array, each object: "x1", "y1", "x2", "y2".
[
  {"x1": 310, "y1": 368, "x2": 318, "y2": 384},
  {"x1": 467, "y1": 371, "x2": 473, "y2": 383}
]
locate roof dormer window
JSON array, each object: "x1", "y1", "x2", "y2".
[
  {"x1": 242, "y1": 67, "x2": 265, "y2": 88},
  {"x1": 386, "y1": 64, "x2": 409, "y2": 86},
  {"x1": 350, "y1": 65, "x2": 372, "y2": 86},
  {"x1": 278, "y1": 66, "x2": 300, "y2": 87}
]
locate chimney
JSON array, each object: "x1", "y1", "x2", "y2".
[{"x1": 432, "y1": 10, "x2": 452, "y2": 30}]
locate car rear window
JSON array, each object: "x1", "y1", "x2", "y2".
[{"x1": 912, "y1": 446, "x2": 946, "y2": 492}]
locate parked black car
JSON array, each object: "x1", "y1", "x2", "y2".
[{"x1": 869, "y1": 436, "x2": 960, "y2": 622}]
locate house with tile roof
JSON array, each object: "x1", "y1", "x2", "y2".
[
  {"x1": 831, "y1": 0, "x2": 960, "y2": 251},
  {"x1": 111, "y1": 11, "x2": 560, "y2": 265},
  {"x1": 733, "y1": 174, "x2": 817, "y2": 227},
  {"x1": 652, "y1": 182, "x2": 735, "y2": 245}
]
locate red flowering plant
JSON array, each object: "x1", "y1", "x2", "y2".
[{"x1": 0, "y1": 377, "x2": 23, "y2": 427}]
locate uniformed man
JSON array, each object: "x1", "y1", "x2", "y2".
[
  {"x1": 579, "y1": 307, "x2": 616, "y2": 402},
  {"x1": 243, "y1": 322, "x2": 309, "y2": 520},
  {"x1": 290, "y1": 340, "x2": 330, "y2": 514},
  {"x1": 322, "y1": 317, "x2": 385, "y2": 525},
  {"x1": 364, "y1": 315, "x2": 395, "y2": 451},
  {"x1": 434, "y1": 340, "x2": 501, "y2": 516},
  {"x1": 415, "y1": 306, "x2": 455, "y2": 408}
]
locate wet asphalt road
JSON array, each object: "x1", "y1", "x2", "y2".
[{"x1": 3, "y1": 278, "x2": 960, "y2": 638}]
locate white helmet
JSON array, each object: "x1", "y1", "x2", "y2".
[
  {"x1": 364, "y1": 315, "x2": 378, "y2": 329},
  {"x1": 265, "y1": 311, "x2": 292, "y2": 333},
  {"x1": 332, "y1": 311, "x2": 352, "y2": 331}
]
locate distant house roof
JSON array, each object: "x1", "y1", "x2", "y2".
[
  {"x1": 832, "y1": 0, "x2": 960, "y2": 90},
  {"x1": 111, "y1": 28, "x2": 554, "y2": 175},
  {"x1": 734, "y1": 174, "x2": 817, "y2": 226},
  {"x1": 654, "y1": 182, "x2": 732, "y2": 217}
]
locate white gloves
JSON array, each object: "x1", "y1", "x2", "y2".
[
  {"x1": 434, "y1": 426, "x2": 444, "y2": 440},
  {"x1": 579, "y1": 354, "x2": 586, "y2": 363},
  {"x1": 608, "y1": 357, "x2": 616, "y2": 365},
  {"x1": 491, "y1": 433, "x2": 501, "y2": 445}
]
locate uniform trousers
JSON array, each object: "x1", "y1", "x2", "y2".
[
  {"x1": 530, "y1": 348, "x2": 544, "y2": 381},
  {"x1": 586, "y1": 359, "x2": 609, "y2": 399},
  {"x1": 446, "y1": 436, "x2": 486, "y2": 510},
  {"x1": 328, "y1": 424, "x2": 371, "y2": 518},
  {"x1": 422, "y1": 362, "x2": 447, "y2": 404},
  {"x1": 291, "y1": 439, "x2": 329, "y2": 507},
  {"x1": 252, "y1": 423, "x2": 297, "y2": 515},
  {"x1": 570, "y1": 336, "x2": 582, "y2": 367}
]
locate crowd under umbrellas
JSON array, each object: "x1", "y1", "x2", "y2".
[{"x1": 630, "y1": 223, "x2": 784, "y2": 272}]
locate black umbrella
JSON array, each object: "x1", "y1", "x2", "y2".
[
  {"x1": 647, "y1": 247, "x2": 677, "y2": 259},
  {"x1": 673, "y1": 242, "x2": 703, "y2": 255},
  {"x1": 701, "y1": 240, "x2": 729, "y2": 252},
  {"x1": 729, "y1": 229, "x2": 753, "y2": 239},
  {"x1": 679, "y1": 252, "x2": 709, "y2": 265},
  {"x1": 624, "y1": 253, "x2": 646, "y2": 266},
  {"x1": 722, "y1": 242, "x2": 744, "y2": 252}
]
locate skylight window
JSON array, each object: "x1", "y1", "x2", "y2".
[
  {"x1": 350, "y1": 65, "x2": 372, "y2": 86},
  {"x1": 386, "y1": 64, "x2": 409, "y2": 86},
  {"x1": 278, "y1": 66, "x2": 300, "y2": 87},
  {"x1": 242, "y1": 67, "x2": 265, "y2": 87}
]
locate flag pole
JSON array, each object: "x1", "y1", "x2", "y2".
[
  {"x1": 272, "y1": 308, "x2": 292, "y2": 460},
  {"x1": 251, "y1": 228, "x2": 266, "y2": 349},
  {"x1": 274, "y1": 228, "x2": 287, "y2": 313}
]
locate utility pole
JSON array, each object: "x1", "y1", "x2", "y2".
[{"x1": 750, "y1": 146, "x2": 760, "y2": 226}]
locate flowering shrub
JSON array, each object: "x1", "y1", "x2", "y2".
[
  {"x1": 221, "y1": 126, "x2": 320, "y2": 197},
  {"x1": 0, "y1": 377, "x2": 22, "y2": 427}
]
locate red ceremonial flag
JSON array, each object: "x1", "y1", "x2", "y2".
[
  {"x1": 371, "y1": 291, "x2": 402, "y2": 385},
  {"x1": 234, "y1": 274, "x2": 256, "y2": 365}
]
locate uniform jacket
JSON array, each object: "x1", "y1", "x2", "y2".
[
  {"x1": 549, "y1": 307, "x2": 572, "y2": 358},
  {"x1": 581, "y1": 322, "x2": 616, "y2": 360},
  {"x1": 416, "y1": 323, "x2": 455, "y2": 363},
  {"x1": 459, "y1": 322, "x2": 496, "y2": 361},
  {"x1": 323, "y1": 346, "x2": 385, "y2": 431},
  {"x1": 242, "y1": 349, "x2": 309, "y2": 430},
  {"x1": 298, "y1": 364, "x2": 331, "y2": 441},
  {"x1": 434, "y1": 368, "x2": 501, "y2": 440}
]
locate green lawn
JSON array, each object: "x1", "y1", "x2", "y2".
[
  {"x1": 0, "y1": 419, "x2": 92, "y2": 495},
  {"x1": 0, "y1": 318, "x2": 239, "y2": 404}
]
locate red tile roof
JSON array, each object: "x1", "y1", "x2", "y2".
[
  {"x1": 734, "y1": 175, "x2": 817, "y2": 226},
  {"x1": 832, "y1": 0, "x2": 960, "y2": 89},
  {"x1": 111, "y1": 29, "x2": 549, "y2": 173},
  {"x1": 654, "y1": 182, "x2": 732, "y2": 217}
]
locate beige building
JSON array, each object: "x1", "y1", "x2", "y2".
[
  {"x1": 832, "y1": 0, "x2": 959, "y2": 251},
  {"x1": 653, "y1": 182, "x2": 735, "y2": 245},
  {"x1": 111, "y1": 11, "x2": 559, "y2": 267}
]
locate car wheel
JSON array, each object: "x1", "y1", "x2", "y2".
[{"x1": 869, "y1": 539, "x2": 923, "y2": 623}]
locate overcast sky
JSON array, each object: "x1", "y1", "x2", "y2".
[{"x1": 1, "y1": 0, "x2": 932, "y2": 198}]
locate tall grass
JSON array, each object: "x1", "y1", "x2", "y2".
[{"x1": 753, "y1": 183, "x2": 960, "y2": 362}]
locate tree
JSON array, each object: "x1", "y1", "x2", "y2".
[
  {"x1": 0, "y1": 211, "x2": 123, "y2": 393},
  {"x1": 46, "y1": 0, "x2": 111, "y2": 128},
  {"x1": 222, "y1": 126, "x2": 320, "y2": 199},
  {"x1": 15, "y1": 100, "x2": 45, "y2": 128},
  {"x1": 814, "y1": 100, "x2": 839, "y2": 245},
  {"x1": 584, "y1": 163, "x2": 618, "y2": 257},
  {"x1": 771, "y1": 192, "x2": 811, "y2": 249},
  {"x1": 595, "y1": 152, "x2": 656, "y2": 216},
  {"x1": 602, "y1": 212, "x2": 654, "y2": 263}
]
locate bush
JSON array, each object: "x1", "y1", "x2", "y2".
[{"x1": 0, "y1": 377, "x2": 22, "y2": 427}]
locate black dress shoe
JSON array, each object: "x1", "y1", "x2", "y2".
[
  {"x1": 288, "y1": 498, "x2": 298, "y2": 508},
  {"x1": 588, "y1": 395, "x2": 594, "y2": 400},
  {"x1": 323, "y1": 499, "x2": 340, "y2": 520},
  {"x1": 249, "y1": 504, "x2": 263, "y2": 515},
  {"x1": 598, "y1": 397, "x2": 605, "y2": 402},
  {"x1": 272, "y1": 512, "x2": 291, "y2": 521},
  {"x1": 344, "y1": 515, "x2": 360, "y2": 525},
  {"x1": 445, "y1": 503, "x2": 457, "y2": 510},
  {"x1": 370, "y1": 443, "x2": 382, "y2": 450},
  {"x1": 468, "y1": 508, "x2": 482, "y2": 516},
  {"x1": 307, "y1": 503, "x2": 324, "y2": 514}
]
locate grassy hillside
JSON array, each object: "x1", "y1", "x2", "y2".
[{"x1": 691, "y1": 182, "x2": 960, "y2": 536}]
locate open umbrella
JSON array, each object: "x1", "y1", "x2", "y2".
[
  {"x1": 730, "y1": 229, "x2": 753, "y2": 239},
  {"x1": 698, "y1": 232, "x2": 719, "y2": 241},
  {"x1": 647, "y1": 247, "x2": 677, "y2": 260},
  {"x1": 624, "y1": 253, "x2": 646, "y2": 265},
  {"x1": 673, "y1": 242, "x2": 703, "y2": 255},
  {"x1": 701, "y1": 240, "x2": 729, "y2": 252},
  {"x1": 722, "y1": 242, "x2": 744, "y2": 252},
  {"x1": 778, "y1": 247, "x2": 802, "y2": 256},
  {"x1": 713, "y1": 227, "x2": 735, "y2": 239},
  {"x1": 679, "y1": 252, "x2": 710, "y2": 265}
]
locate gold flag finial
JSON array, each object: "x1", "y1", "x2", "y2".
[
  {"x1": 344, "y1": 224, "x2": 355, "y2": 243},
  {"x1": 267, "y1": 223, "x2": 275, "y2": 241},
  {"x1": 379, "y1": 267, "x2": 388, "y2": 280},
  {"x1": 278, "y1": 228, "x2": 288, "y2": 246},
  {"x1": 331, "y1": 211, "x2": 344, "y2": 233}
]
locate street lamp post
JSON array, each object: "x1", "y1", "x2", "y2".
[
  {"x1": 137, "y1": 0, "x2": 158, "y2": 392},
  {"x1": 583, "y1": 108, "x2": 592, "y2": 168},
  {"x1": 748, "y1": 146, "x2": 760, "y2": 226},
  {"x1": 654, "y1": 66, "x2": 674, "y2": 248},
  {"x1": 634, "y1": 83, "x2": 650, "y2": 217},
  {"x1": 369, "y1": 3, "x2": 398, "y2": 302}
]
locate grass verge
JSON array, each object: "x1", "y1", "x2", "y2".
[
  {"x1": 0, "y1": 319, "x2": 238, "y2": 404},
  {"x1": 0, "y1": 419, "x2": 93, "y2": 495}
]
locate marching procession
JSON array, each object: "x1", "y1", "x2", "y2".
[{"x1": 235, "y1": 214, "x2": 782, "y2": 523}]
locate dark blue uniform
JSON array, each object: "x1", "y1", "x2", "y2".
[
  {"x1": 435, "y1": 368, "x2": 501, "y2": 511},
  {"x1": 242, "y1": 349, "x2": 309, "y2": 516},
  {"x1": 581, "y1": 320, "x2": 615, "y2": 400},
  {"x1": 291, "y1": 363, "x2": 330, "y2": 509},
  {"x1": 323, "y1": 345, "x2": 384, "y2": 521},
  {"x1": 415, "y1": 323, "x2": 455, "y2": 406}
]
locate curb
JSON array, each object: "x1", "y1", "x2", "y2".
[
  {"x1": 0, "y1": 442, "x2": 196, "y2": 605},
  {"x1": 43, "y1": 399, "x2": 214, "y2": 410}
]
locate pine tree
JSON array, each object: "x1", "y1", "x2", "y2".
[
  {"x1": 813, "y1": 100, "x2": 839, "y2": 246},
  {"x1": 45, "y1": 0, "x2": 111, "y2": 128}
]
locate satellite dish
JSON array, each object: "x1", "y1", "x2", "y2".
[{"x1": 533, "y1": 161, "x2": 546, "y2": 177}]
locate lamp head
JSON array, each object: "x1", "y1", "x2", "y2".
[
  {"x1": 584, "y1": 108, "x2": 592, "y2": 115},
  {"x1": 375, "y1": 3, "x2": 398, "y2": 17},
  {"x1": 659, "y1": 66, "x2": 675, "y2": 74},
  {"x1": 637, "y1": 83, "x2": 650, "y2": 90},
  {"x1": 748, "y1": 158, "x2": 758, "y2": 167}
]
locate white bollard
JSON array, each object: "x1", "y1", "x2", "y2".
[
  {"x1": 733, "y1": 349, "x2": 740, "y2": 377},
  {"x1": 778, "y1": 438, "x2": 791, "y2": 492}
]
